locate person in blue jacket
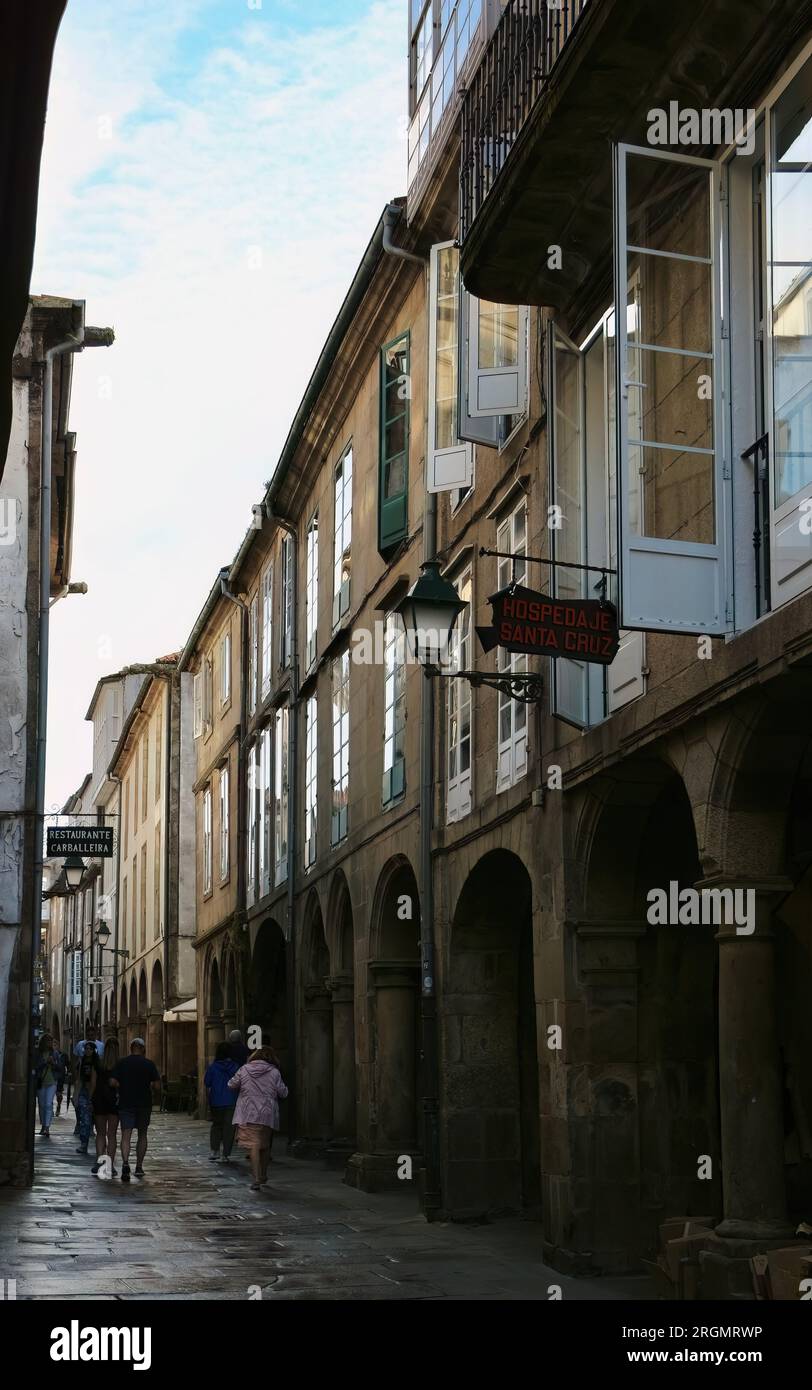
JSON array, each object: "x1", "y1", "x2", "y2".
[{"x1": 204, "y1": 1041, "x2": 238, "y2": 1163}]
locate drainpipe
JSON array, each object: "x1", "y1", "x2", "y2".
[
  {"x1": 109, "y1": 772, "x2": 123, "y2": 1049},
  {"x1": 381, "y1": 217, "x2": 441, "y2": 1218},
  {"x1": 29, "y1": 318, "x2": 113, "y2": 1148},
  {"x1": 265, "y1": 503, "x2": 299, "y2": 1145},
  {"x1": 383, "y1": 203, "x2": 427, "y2": 268}
]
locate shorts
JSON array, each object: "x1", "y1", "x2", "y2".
[{"x1": 118, "y1": 1107, "x2": 151, "y2": 1132}]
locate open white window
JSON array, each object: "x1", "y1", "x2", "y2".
[
  {"x1": 548, "y1": 316, "x2": 646, "y2": 728},
  {"x1": 458, "y1": 290, "x2": 529, "y2": 442},
  {"x1": 427, "y1": 243, "x2": 473, "y2": 493},
  {"x1": 446, "y1": 566, "x2": 473, "y2": 822},
  {"x1": 767, "y1": 59, "x2": 812, "y2": 607},
  {"x1": 613, "y1": 143, "x2": 731, "y2": 634}
]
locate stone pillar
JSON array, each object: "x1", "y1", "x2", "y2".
[
  {"x1": 328, "y1": 973, "x2": 356, "y2": 1143},
  {"x1": 146, "y1": 1009, "x2": 163, "y2": 1075},
  {"x1": 302, "y1": 984, "x2": 333, "y2": 1139},
  {"x1": 708, "y1": 878, "x2": 794, "y2": 1239},
  {"x1": 370, "y1": 961, "x2": 418, "y2": 1152}
]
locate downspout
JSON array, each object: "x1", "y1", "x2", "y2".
[
  {"x1": 109, "y1": 773, "x2": 122, "y2": 1050},
  {"x1": 381, "y1": 216, "x2": 442, "y2": 1218},
  {"x1": 265, "y1": 504, "x2": 298, "y2": 1146}
]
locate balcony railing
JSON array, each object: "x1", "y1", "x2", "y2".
[{"x1": 460, "y1": 0, "x2": 591, "y2": 242}]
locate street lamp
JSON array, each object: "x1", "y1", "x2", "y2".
[
  {"x1": 64, "y1": 853, "x2": 85, "y2": 891},
  {"x1": 397, "y1": 559, "x2": 543, "y2": 704},
  {"x1": 395, "y1": 560, "x2": 468, "y2": 667},
  {"x1": 94, "y1": 921, "x2": 128, "y2": 959}
]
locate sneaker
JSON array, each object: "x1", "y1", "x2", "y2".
[
  {"x1": 43, "y1": 1129, "x2": 50, "y2": 1138},
  {"x1": 111, "y1": 1167, "x2": 118, "y2": 1177},
  {"x1": 121, "y1": 1164, "x2": 131, "y2": 1182},
  {"x1": 208, "y1": 1151, "x2": 220, "y2": 1161},
  {"x1": 134, "y1": 1168, "x2": 144, "y2": 1179},
  {"x1": 38, "y1": 1126, "x2": 45, "y2": 1136},
  {"x1": 75, "y1": 1145, "x2": 88, "y2": 1155},
  {"x1": 91, "y1": 1160, "x2": 102, "y2": 1175}
]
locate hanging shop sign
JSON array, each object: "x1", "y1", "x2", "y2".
[
  {"x1": 46, "y1": 826, "x2": 115, "y2": 858},
  {"x1": 476, "y1": 584, "x2": 620, "y2": 665}
]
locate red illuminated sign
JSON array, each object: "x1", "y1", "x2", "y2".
[{"x1": 477, "y1": 584, "x2": 620, "y2": 665}]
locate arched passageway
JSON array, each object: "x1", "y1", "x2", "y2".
[
  {"x1": 370, "y1": 859, "x2": 421, "y2": 1154},
  {"x1": 445, "y1": 849, "x2": 539, "y2": 1217},
  {"x1": 579, "y1": 757, "x2": 720, "y2": 1263},
  {"x1": 300, "y1": 894, "x2": 332, "y2": 1142},
  {"x1": 249, "y1": 920, "x2": 288, "y2": 1131}
]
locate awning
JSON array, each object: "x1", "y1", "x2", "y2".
[{"x1": 163, "y1": 997, "x2": 197, "y2": 1024}]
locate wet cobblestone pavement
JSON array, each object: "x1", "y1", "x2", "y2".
[{"x1": 0, "y1": 1112, "x2": 653, "y2": 1300}]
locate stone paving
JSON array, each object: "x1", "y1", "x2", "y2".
[{"x1": 0, "y1": 1110, "x2": 654, "y2": 1300}]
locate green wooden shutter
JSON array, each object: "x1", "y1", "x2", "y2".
[{"x1": 379, "y1": 333, "x2": 410, "y2": 555}]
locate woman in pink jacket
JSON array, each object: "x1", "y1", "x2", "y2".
[{"x1": 227, "y1": 1046, "x2": 288, "y2": 1189}]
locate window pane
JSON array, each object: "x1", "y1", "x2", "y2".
[
  {"x1": 626, "y1": 153, "x2": 711, "y2": 260},
  {"x1": 771, "y1": 59, "x2": 812, "y2": 505},
  {"x1": 478, "y1": 301, "x2": 518, "y2": 369}
]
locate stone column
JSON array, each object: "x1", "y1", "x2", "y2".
[
  {"x1": 328, "y1": 973, "x2": 356, "y2": 1143},
  {"x1": 302, "y1": 984, "x2": 333, "y2": 1139},
  {"x1": 370, "y1": 961, "x2": 419, "y2": 1152},
  {"x1": 706, "y1": 877, "x2": 794, "y2": 1239}
]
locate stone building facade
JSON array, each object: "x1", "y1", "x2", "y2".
[{"x1": 179, "y1": 0, "x2": 812, "y2": 1295}]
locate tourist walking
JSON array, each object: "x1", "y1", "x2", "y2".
[
  {"x1": 34, "y1": 1034, "x2": 65, "y2": 1137},
  {"x1": 110, "y1": 1039, "x2": 161, "y2": 1182},
  {"x1": 228, "y1": 1046, "x2": 288, "y2": 1190},
  {"x1": 204, "y1": 1042, "x2": 238, "y2": 1163},
  {"x1": 72, "y1": 1024, "x2": 105, "y2": 1060},
  {"x1": 227, "y1": 1029, "x2": 249, "y2": 1066},
  {"x1": 54, "y1": 1046, "x2": 69, "y2": 1117},
  {"x1": 91, "y1": 1060, "x2": 120, "y2": 1176},
  {"x1": 75, "y1": 1042, "x2": 100, "y2": 1154}
]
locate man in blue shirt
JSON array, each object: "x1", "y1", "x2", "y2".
[{"x1": 204, "y1": 1041, "x2": 238, "y2": 1162}]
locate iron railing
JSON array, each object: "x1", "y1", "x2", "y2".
[{"x1": 460, "y1": 0, "x2": 591, "y2": 242}]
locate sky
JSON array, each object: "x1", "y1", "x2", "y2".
[{"x1": 35, "y1": 0, "x2": 406, "y2": 811}]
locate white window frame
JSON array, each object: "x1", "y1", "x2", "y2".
[
  {"x1": 613, "y1": 142, "x2": 730, "y2": 634},
  {"x1": 382, "y1": 613, "x2": 407, "y2": 806},
  {"x1": 203, "y1": 657, "x2": 214, "y2": 733},
  {"x1": 248, "y1": 594, "x2": 258, "y2": 716},
  {"x1": 446, "y1": 566, "x2": 473, "y2": 823},
  {"x1": 304, "y1": 694, "x2": 317, "y2": 868},
  {"x1": 280, "y1": 535, "x2": 293, "y2": 669},
  {"x1": 219, "y1": 764, "x2": 229, "y2": 883},
  {"x1": 305, "y1": 512, "x2": 319, "y2": 669},
  {"x1": 496, "y1": 501, "x2": 529, "y2": 792},
  {"x1": 274, "y1": 705, "x2": 289, "y2": 886},
  {"x1": 331, "y1": 652, "x2": 350, "y2": 845},
  {"x1": 202, "y1": 784, "x2": 212, "y2": 897},
  {"x1": 427, "y1": 242, "x2": 474, "y2": 493},
  {"x1": 193, "y1": 672, "x2": 203, "y2": 739},
  {"x1": 220, "y1": 630, "x2": 231, "y2": 708},
  {"x1": 246, "y1": 748, "x2": 257, "y2": 908},
  {"x1": 467, "y1": 297, "x2": 530, "y2": 418},
  {"x1": 259, "y1": 725, "x2": 271, "y2": 899},
  {"x1": 333, "y1": 446, "x2": 352, "y2": 627},
  {"x1": 548, "y1": 314, "x2": 646, "y2": 728},
  {"x1": 261, "y1": 564, "x2": 273, "y2": 697}
]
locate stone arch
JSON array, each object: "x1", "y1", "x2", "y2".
[
  {"x1": 300, "y1": 890, "x2": 332, "y2": 1144},
  {"x1": 445, "y1": 849, "x2": 539, "y2": 1217},
  {"x1": 369, "y1": 857, "x2": 421, "y2": 1155},
  {"x1": 574, "y1": 754, "x2": 720, "y2": 1265},
  {"x1": 128, "y1": 978, "x2": 138, "y2": 1040},
  {"x1": 327, "y1": 870, "x2": 356, "y2": 1145},
  {"x1": 204, "y1": 951, "x2": 225, "y2": 1063},
  {"x1": 223, "y1": 949, "x2": 237, "y2": 1018},
  {"x1": 148, "y1": 960, "x2": 164, "y2": 1069},
  {"x1": 249, "y1": 919, "x2": 288, "y2": 1129},
  {"x1": 138, "y1": 969, "x2": 148, "y2": 1020}
]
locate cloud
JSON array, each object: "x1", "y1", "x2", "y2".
[{"x1": 36, "y1": 0, "x2": 406, "y2": 805}]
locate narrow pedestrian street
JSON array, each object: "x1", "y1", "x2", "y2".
[{"x1": 0, "y1": 1112, "x2": 651, "y2": 1301}]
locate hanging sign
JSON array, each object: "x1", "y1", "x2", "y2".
[
  {"x1": 477, "y1": 584, "x2": 620, "y2": 665},
  {"x1": 46, "y1": 826, "x2": 115, "y2": 858}
]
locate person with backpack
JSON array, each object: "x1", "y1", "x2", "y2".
[
  {"x1": 204, "y1": 1041, "x2": 238, "y2": 1163},
  {"x1": 227, "y1": 1045, "x2": 288, "y2": 1190}
]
